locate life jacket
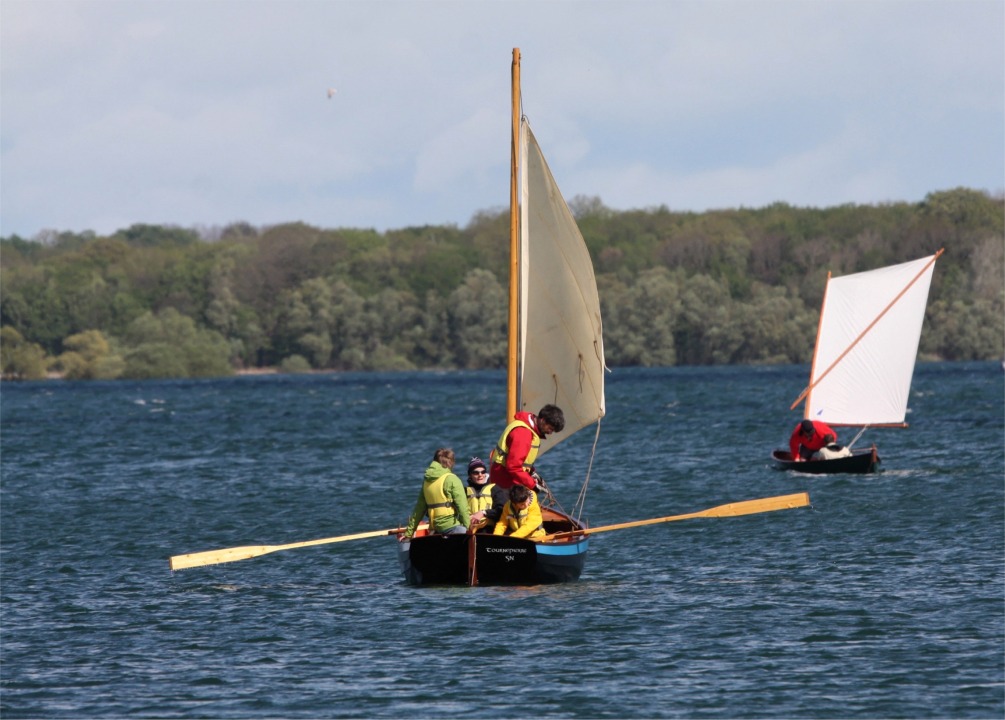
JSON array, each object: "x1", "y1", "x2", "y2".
[
  {"x1": 423, "y1": 473, "x2": 458, "y2": 523},
  {"x1": 466, "y1": 483, "x2": 496, "y2": 513},
  {"x1": 501, "y1": 493, "x2": 544, "y2": 536},
  {"x1": 490, "y1": 418, "x2": 540, "y2": 471}
]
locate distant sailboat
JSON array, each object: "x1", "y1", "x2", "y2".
[{"x1": 773, "y1": 250, "x2": 944, "y2": 474}]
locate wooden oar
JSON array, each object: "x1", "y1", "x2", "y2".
[
  {"x1": 169, "y1": 524, "x2": 422, "y2": 571},
  {"x1": 540, "y1": 492, "x2": 810, "y2": 541}
]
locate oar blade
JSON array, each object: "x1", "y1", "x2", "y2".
[
  {"x1": 169, "y1": 525, "x2": 414, "y2": 571},
  {"x1": 169, "y1": 545, "x2": 275, "y2": 571},
  {"x1": 540, "y1": 492, "x2": 812, "y2": 541},
  {"x1": 700, "y1": 492, "x2": 810, "y2": 518}
]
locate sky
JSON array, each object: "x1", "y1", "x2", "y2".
[{"x1": 2, "y1": 0, "x2": 1003, "y2": 240}]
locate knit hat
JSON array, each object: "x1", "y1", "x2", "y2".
[{"x1": 468, "y1": 457, "x2": 487, "y2": 474}]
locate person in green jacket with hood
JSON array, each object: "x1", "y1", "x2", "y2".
[{"x1": 402, "y1": 448, "x2": 471, "y2": 539}]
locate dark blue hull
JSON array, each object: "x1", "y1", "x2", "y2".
[
  {"x1": 772, "y1": 446, "x2": 880, "y2": 475},
  {"x1": 397, "y1": 508, "x2": 588, "y2": 586}
]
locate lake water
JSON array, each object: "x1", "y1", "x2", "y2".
[{"x1": 1, "y1": 362, "x2": 1002, "y2": 718}]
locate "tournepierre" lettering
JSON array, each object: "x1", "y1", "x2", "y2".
[{"x1": 485, "y1": 547, "x2": 528, "y2": 553}]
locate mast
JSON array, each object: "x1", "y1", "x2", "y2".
[{"x1": 507, "y1": 48, "x2": 521, "y2": 422}]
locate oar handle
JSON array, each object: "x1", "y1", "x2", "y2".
[{"x1": 275, "y1": 526, "x2": 407, "y2": 551}]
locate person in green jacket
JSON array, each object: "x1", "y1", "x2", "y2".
[{"x1": 402, "y1": 448, "x2": 471, "y2": 539}]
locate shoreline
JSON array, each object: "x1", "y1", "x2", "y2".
[
  {"x1": 41, "y1": 366, "x2": 285, "y2": 380},
  {"x1": 27, "y1": 355, "x2": 991, "y2": 382},
  {"x1": 234, "y1": 367, "x2": 280, "y2": 376}
]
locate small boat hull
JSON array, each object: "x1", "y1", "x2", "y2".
[
  {"x1": 398, "y1": 508, "x2": 588, "y2": 586},
  {"x1": 771, "y1": 446, "x2": 880, "y2": 475}
]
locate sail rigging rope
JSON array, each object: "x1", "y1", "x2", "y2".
[
  {"x1": 846, "y1": 425, "x2": 869, "y2": 451},
  {"x1": 572, "y1": 420, "x2": 602, "y2": 523}
]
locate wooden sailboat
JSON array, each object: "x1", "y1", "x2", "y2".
[
  {"x1": 773, "y1": 250, "x2": 944, "y2": 474},
  {"x1": 167, "y1": 53, "x2": 813, "y2": 579},
  {"x1": 398, "y1": 48, "x2": 605, "y2": 586}
]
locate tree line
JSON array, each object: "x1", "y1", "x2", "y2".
[{"x1": 1, "y1": 187, "x2": 1002, "y2": 380}]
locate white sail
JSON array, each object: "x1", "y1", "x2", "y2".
[
  {"x1": 804, "y1": 253, "x2": 940, "y2": 426},
  {"x1": 517, "y1": 119, "x2": 606, "y2": 455}
]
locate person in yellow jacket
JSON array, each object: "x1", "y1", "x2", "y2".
[
  {"x1": 403, "y1": 448, "x2": 471, "y2": 539},
  {"x1": 493, "y1": 484, "x2": 545, "y2": 539}
]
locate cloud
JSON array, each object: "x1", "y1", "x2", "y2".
[{"x1": 1, "y1": 0, "x2": 1002, "y2": 238}]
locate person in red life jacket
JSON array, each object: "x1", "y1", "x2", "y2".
[
  {"x1": 488, "y1": 404, "x2": 565, "y2": 491},
  {"x1": 789, "y1": 419, "x2": 837, "y2": 462}
]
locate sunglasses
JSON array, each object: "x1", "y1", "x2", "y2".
[{"x1": 471, "y1": 469, "x2": 487, "y2": 475}]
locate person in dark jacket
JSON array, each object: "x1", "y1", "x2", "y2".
[{"x1": 465, "y1": 457, "x2": 507, "y2": 532}]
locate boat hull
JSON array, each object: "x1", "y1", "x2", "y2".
[
  {"x1": 398, "y1": 508, "x2": 588, "y2": 586},
  {"x1": 771, "y1": 446, "x2": 880, "y2": 475}
]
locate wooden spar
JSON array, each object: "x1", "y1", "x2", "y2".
[
  {"x1": 507, "y1": 47, "x2": 521, "y2": 423},
  {"x1": 790, "y1": 248, "x2": 944, "y2": 412},
  {"x1": 539, "y1": 493, "x2": 811, "y2": 542}
]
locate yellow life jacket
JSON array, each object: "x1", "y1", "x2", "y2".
[
  {"x1": 466, "y1": 483, "x2": 496, "y2": 513},
  {"x1": 490, "y1": 419, "x2": 540, "y2": 471},
  {"x1": 501, "y1": 493, "x2": 544, "y2": 536},
  {"x1": 423, "y1": 473, "x2": 458, "y2": 522}
]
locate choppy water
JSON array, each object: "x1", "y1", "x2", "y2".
[{"x1": 1, "y1": 363, "x2": 1002, "y2": 719}]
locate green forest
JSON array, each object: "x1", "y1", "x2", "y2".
[{"x1": 1, "y1": 187, "x2": 1002, "y2": 381}]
